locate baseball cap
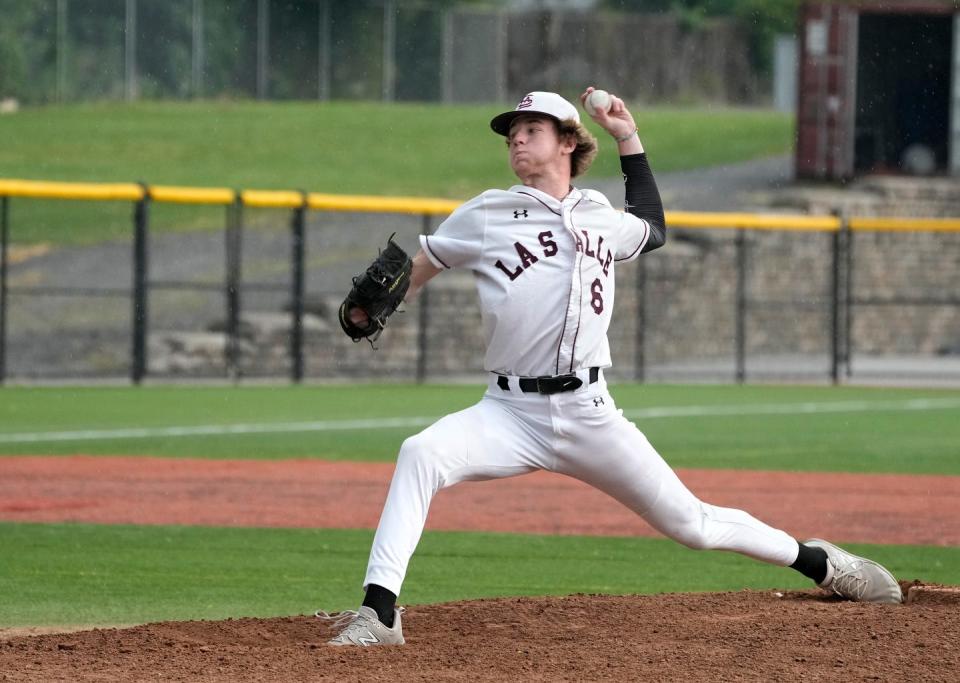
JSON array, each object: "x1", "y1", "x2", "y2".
[{"x1": 490, "y1": 91, "x2": 580, "y2": 136}]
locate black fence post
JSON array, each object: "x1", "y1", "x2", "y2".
[
  {"x1": 225, "y1": 194, "x2": 243, "y2": 381},
  {"x1": 0, "y1": 196, "x2": 8, "y2": 384},
  {"x1": 290, "y1": 194, "x2": 306, "y2": 383},
  {"x1": 843, "y1": 216, "x2": 854, "y2": 378},
  {"x1": 634, "y1": 256, "x2": 646, "y2": 382},
  {"x1": 734, "y1": 229, "x2": 747, "y2": 383},
  {"x1": 416, "y1": 214, "x2": 431, "y2": 384},
  {"x1": 829, "y1": 217, "x2": 846, "y2": 384},
  {"x1": 131, "y1": 186, "x2": 150, "y2": 384}
]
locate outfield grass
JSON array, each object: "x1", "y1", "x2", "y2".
[
  {"x1": 1, "y1": 384, "x2": 956, "y2": 628},
  {"x1": 0, "y1": 101, "x2": 792, "y2": 244},
  {"x1": 1, "y1": 384, "x2": 958, "y2": 474},
  {"x1": 1, "y1": 522, "x2": 955, "y2": 627}
]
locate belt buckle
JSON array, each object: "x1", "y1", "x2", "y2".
[
  {"x1": 534, "y1": 376, "x2": 554, "y2": 394},
  {"x1": 536, "y1": 374, "x2": 582, "y2": 394}
]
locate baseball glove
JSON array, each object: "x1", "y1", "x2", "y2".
[{"x1": 338, "y1": 234, "x2": 413, "y2": 344}]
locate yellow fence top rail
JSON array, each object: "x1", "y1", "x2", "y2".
[
  {"x1": 666, "y1": 211, "x2": 841, "y2": 231},
  {"x1": 0, "y1": 179, "x2": 143, "y2": 202},
  {"x1": 849, "y1": 217, "x2": 960, "y2": 232},
  {"x1": 307, "y1": 192, "x2": 462, "y2": 215},
  {"x1": 242, "y1": 189, "x2": 305, "y2": 209},
  {"x1": 150, "y1": 185, "x2": 235, "y2": 205},
  {"x1": 2, "y1": 178, "x2": 960, "y2": 232}
]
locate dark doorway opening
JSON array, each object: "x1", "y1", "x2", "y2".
[{"x1": 855, "y1": 13, "x2": 953, "y2": 175}]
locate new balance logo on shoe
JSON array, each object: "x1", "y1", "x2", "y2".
[
  {"x1": 355, "y1": 630, "x2": 380, "y2": 646},
  {"x1": 316, "y1": 605, "x2": 406, "y2": 646}
]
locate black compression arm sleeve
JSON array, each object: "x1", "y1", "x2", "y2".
[{"x1": 621, "y1": 153, "x2": 666, "y2": 253}]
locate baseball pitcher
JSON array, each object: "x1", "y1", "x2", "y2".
[{"x1": 319, "y1": 89, "x2": 902, "y2": 647}]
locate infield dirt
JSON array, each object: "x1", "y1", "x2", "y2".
[
  {"x1": 2, "y1": 456, "x2": 958, "y2": 681},
  {"x1": 1, "y1": 588, "x2": 958, "y2": 682},
  {"x1": 2, "y1": 456, "x2": 958, "y2": 544}
]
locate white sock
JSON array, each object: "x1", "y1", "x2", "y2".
[{"x1": 819, "y1": 558, "x2": 835, "y2": 587}]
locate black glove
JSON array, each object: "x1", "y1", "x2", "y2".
[{"x1": 338, "y1": 235, "x2": 412, "y2": 344}]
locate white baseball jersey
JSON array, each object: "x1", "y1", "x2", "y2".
[
  {"x1": 419, "y1": 185, "x2": 651, "y2": 377},
  {"x1": 363, "y1": 181, "x2": 800, "y2": 600}
]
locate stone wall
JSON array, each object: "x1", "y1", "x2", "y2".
[{"x1": 775, "y1": 176, "x2": 960, "y2": 358}]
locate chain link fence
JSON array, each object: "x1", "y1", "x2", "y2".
[
  {"x1": 2, "y1": 185, "x2": 959, "y2": 386},
  {"x1": 0, "y1": 0, "x2": 757, "y2": 106}
]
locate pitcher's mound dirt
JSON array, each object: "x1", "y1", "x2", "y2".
[{"x1": 2, "y1": 586, "x2": 957, "y2": 682}]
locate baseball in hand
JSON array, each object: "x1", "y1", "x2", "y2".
[{"x1": 584, "y1": 89, "x2": 612, "y2": 116}]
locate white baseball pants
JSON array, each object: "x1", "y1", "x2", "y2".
[{"x1": 364, "y1": 372, "x2": 800, "y2": 596}]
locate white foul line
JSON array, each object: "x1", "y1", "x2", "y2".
[{"x1": 0, "y1": 397, "x2": 958, "y2": 445}]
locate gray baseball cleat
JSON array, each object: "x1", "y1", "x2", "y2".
[
  {"x1": 805, "y1": 539, "x2": 903, "y2": 604},
  {"x1": 316, "y1": 605, "x2": 405, "y2": 646}
]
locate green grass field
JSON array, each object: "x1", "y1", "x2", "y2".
[
  {"x1": 0, "y1": 101, "x2": 792, "y2": 244},
  {"x1": 0, "y1": 383, "x2": 958, "y2": 627},
  {"x1": 2, "y1": 384, "x2": 958, "y2": 473},
  {"x1": 3, "y1": 523, "x2": 956, "y2": 628}
]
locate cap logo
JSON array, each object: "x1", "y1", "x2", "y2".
[{"x1": 516, "y1": 94, "x2": 534, "y2": 110}]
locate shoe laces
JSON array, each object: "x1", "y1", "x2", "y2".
[
  {"x1": 315, "y1": 609, "x2": 363, "y2": 631},
  {"x1": 315, "y1": 606, "x2": 404, "y2": 635},
  {"x1": 830, "y1": 559, "x2": 868, "y2": 600}
]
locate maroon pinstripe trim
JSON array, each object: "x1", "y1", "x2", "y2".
[
  {"x1": 554, "y1": 258, "x2": 574, "y2": 375},
  {"x1": 423, "y1": 234, "x2": 451, "y2": 269},
  {"x1": 566, "y1": 197, "x2": 585, "y2": 372},
  {"x1": 614, "y1": 219, "x2": 650, "y2": 262},
  {"x1": 552, "y1": 227, "x2": 579, "y2": 373},
  {"x1": 517, "y1": 191, "x2": 562, "y2": 216},
  {"x1": 568, "y1": 253, "x2": 586, "y2": 373}
]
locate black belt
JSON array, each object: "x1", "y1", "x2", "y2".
[{"x1": 496, "y1": 367, "x2": 600, "y2": 395}]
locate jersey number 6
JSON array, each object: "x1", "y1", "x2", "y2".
[{"x1": 590, "y1": 278, "x2": 604, "y2": 314}]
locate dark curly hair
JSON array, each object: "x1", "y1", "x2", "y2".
[{"x1": 558, "y1": 119, "x2": 598, "y2": 178}]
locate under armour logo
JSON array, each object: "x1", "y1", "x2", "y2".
[
  {"x1": 593, "y1": 397, "x2": 604, "y2": 407},
  {"x1": 513, "y1": 210, "x2": 528, "y2": 219}
]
